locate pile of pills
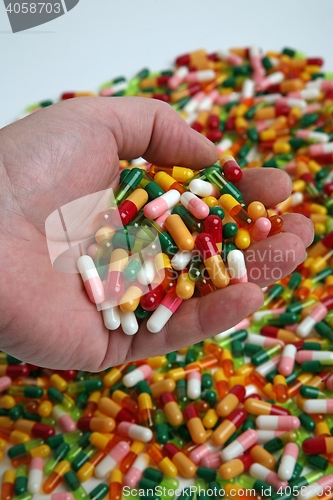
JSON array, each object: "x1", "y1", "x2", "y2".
[{"x1": 1, "y1": 45, "x2": 333, "y2": 500}]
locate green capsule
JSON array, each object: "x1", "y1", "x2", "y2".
[
  {"x1": 185, "y1": 347, "x2": 199, "y2": 364},
  {"x1": 135, "y1": 304, "x2": 151, "y2": 320},
  {"x1": 197, "y1": 466, "x2": 217, "y2": 482},
  {"x1": 177, "y1": 424, "x2": 191, "y2": 442},
  {"x1": 72, "y1": 444, "x2": 97, "y2": 471},
  {"x1": 222, "y1": 222, "x2": 238, "y2": 239},
  {"x1": 8, "y1": 438, "x2": 44, "y2": 459},
  {"x1": 11, "y1": 494, "x2": 33, "y2": 500},
  {"x1": 265, "y1": 312, "x2": 298, "y2": 326},
  {"x1": 298, "y1": 113, "x2": 319, "y2": 128},
  {"x1": 44, "y1": 442, "x2": 70, "y2": 475},
  {"x1": 205, "y1": 166, "x2": 242, "y2": 200},
  {"x1": 8, "y1": 403, "x2": 24, "y2": 420},
  {"x1": 64, "y1": 471, "x2": 90, "y2": 500},
  {"x1": 216, "y1": 329, "x2": 248, "y2": 348},
  {"x1": 89, "y1": 484, "x2": 109, "y2": 500},
  {"x1": 289, "y1": 137, "x2": 307, "y2": 150},
  {"x1": 136, "y1": 380, "x2": 152, "y2": 395},
  {"x1": 286, "y1": 297, "x2": 316, "y2": 314},
  {"x1": 166, "y1": 352, "x2": 177, "y2": 362},
  {"x1": 282, "y1": 47, "x2": 297, "y2": 57},
  {"x1": 242, "y1": 417, "x2": 256, "y2": 431},
  {"x1": 289, "y1": 470, "x2": 324, "y2": 489},
  {"x1": 47, "y1": 387, "x2": 73, "y2": 410},
  {"x1": 244, "y1": 343, "x2": 261, "y2": 356},
  {"x1": 262, "y1": 284, "x2": 284, "y2": 308},
  {"x1": 201, "y1": 389, "x2": 217, "y2": 405},
  {"x1": 314, "y1": 321, "x2": 333, "y2": 341},
  {"x1": 144, "y1": 181, "x2": 165, "y2": 200},
  {"x1": 172, "y1": 205, "x2": 203, "y2": 233},
  {"x1": 14, "y1": 464, "x2": 28, "y2": 495},
  {"x1": 308, "y1": 455, "x2": 329, "y2": 471},
  {"x1": 300, "y1": 386, "x2": 324, "y2": 398},
  {"x1": 201, "y1": 373, "x2": 213, "y2": 390},
  {"x1": 67, "y1": 379, "x2": 103, "y2": 395},
  {"x1": 251, "y1": 343, "x2": 282, "y2": 366},
  {"x1": 298, "y1": 412, "x2": 316, "y2": 432},
  {"x1": 188, "y1": 259, "x2": 203, "y2": 282},
  {"x1": 66, "y1": 432, "x2": 92, "y2": 462},
  {"x1": 47, "y1": 430, "x2": 83, "y2": 449},
  {"x1": 72, "y1": 392, "x2": 89, "y2": 421},
  {"x1": 124, "y1": 259, "x2": 142, "y2": 281},
  {"x1": 113, "y1": 168, "x2": 143, "y2": 205},
  {"x1": 209, "y1": 206, "x2": 225, "y2": 219},
  {"x1": 231, "y1": 339, "x2": 244, "y2": 358},
  {"x1": 177, "y1": 488, "x2": 194, "y2": 500}
]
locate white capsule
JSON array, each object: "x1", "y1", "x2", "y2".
[
  {"x1": 296, "y1": 316, "x2": 317, "y2": 338},
  {"x1": 180, "y1": 191, "x2": 209, "y2": 219},
  {"x1": 189, "y1": 179, "x2": 220, "y2": 198},
  {"x1": 122, "y1": 364, "x2": 152, "y2": 388},
  {"x1": 242, "y1": 78, "x2": 255, "y2": 99},
  {"x1": 118, "y1": 422, "x2": 153, "y2": 442},
  {"x1": 227, "y1": 249, "x2": 248, "y2": 284},
  {"x1": 187, "y1": 371, "x2": 201, "y2": 400},
  {"x1": 216, "y1": 137, "x2": 233, "y2": 153},
  {"x1": 303, "y1": 399, "x2": 333, "y2": 414},
  {"x1": 256, "y1": 430, "x2": 285, "y2": 444},
  {"x1": 137, "y1": 260, "x2": 155, "y2": 285},
  {"x1": 278, "y1": 443, "x2": 299, "y2": 481},
  {"x1": 119, "y1": 310, "x2": 138, "y2": 335},
  {"x1": 100, "y1": 302, "x2": 121, "y2": 330},
  {"x1": 171, "y1": 250, "x2": 195, "y2": 271},
  {"x1": 300, "y1": 88, "x2": 321, "y2": 100},
  {"x1": 28, "y1": 457, "x2": 44, "y2": 493}
]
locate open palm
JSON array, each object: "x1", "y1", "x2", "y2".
[{"x1": 0, "y1": 97, "x2": 313, "y2": 371}]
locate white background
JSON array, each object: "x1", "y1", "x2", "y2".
[{"x1": 1, "y1": 0, "x2": 333, "y2": 127}]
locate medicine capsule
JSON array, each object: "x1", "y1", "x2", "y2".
[
  {"x1": 144, "y1": 189, "x2": 180, "y2": 219},
  {"x1": 105, "y1": 248, "x2": 128, "y2": 302},
  {"x1": 154, "y1": 171, "x2": 186, "y2": 194},
  {"x1": 303, "y1": 399, "x2": 333, "y2": 414},
  {"x1": 189, "y1": 179, "x2": 220, "y2": 198},
  {"x1": 180, "y1": 192, "x2": 209, "y2": 219},
  {"x1": 124, "y1": 453, "x2": 150, "y2": 487},
  {"x1": 187, "y1": 371, "x2": 201, "y2": 400},
  {"x1": 164, "y1": 214, "x2": 195, "y2": 251},
  {"x1": 146, "y1": 444, "x2": 177, "y2": 477},
  {"x1": 117, "y1": 422, "x2": 152, "y2": 442},
  {"x1": 97, "y1": 397, "x2": 137, "y2": 424},
  {"x1": 195, "y1": 233, "x2": 230, "y2": 288},
  {"x1": 146, "y1": 291, "x2": 182, "y2": 333},
  {"x1": 77, "y1": 255, "x2": 105, "y2": 305},
  {"x1": 249, "y1": 463, "x2": 288, "y2": 491},
  {"x1": 211, "y1": 408, "x2": 247, "y2": 446},
  {"x1": 176, "y1": 269, "x2": 195, "y2": 300},
  {"x1": 298, "y1": 475, "x2": 333, "y2": 500},
  {"x1": 111, "y1": 188, "x2": 148, "y2": 227},
  {"x1": 163, "y1": 443, "x2": 197, "y2": 478},
  {"x1": 216, "y1": 385, "x2": 246, "y2": 417},
  {"x1": 227, "y1": 249, "x2": 248, "y2": 284},
  {"x1": 296, "y1": 295, "x2": 333, "y2": 337},
  {"x1": 255, "y1": 416, "x2": 300, "y2": 430},
  {"x1": 183, "y1": 405, "x2": 207, "y2": 444},
  {"x1": 244, "y1": 398, "x2": 290, "y2": 416},
  {"x1": 278, "y1": 442, "x2": 299, "y2": 481},
  {"x1": 219, "y1": 454, "x2": 253, "y2": 480},
  {"x1": 43, "y1": 460, "x2": 71, "y2": 493},
  {"x1": 221, "y1": 429, "x2": 258, "y2": 462},
  {"x1": 94, "y1": 441, "x2": 130, "y2": 479},
  {"x1": 160, "y1": 392, "x2": 183, "y2": 426},
  {"x1": 28, "y1": 457, "x2": 44, "y2": 494}
]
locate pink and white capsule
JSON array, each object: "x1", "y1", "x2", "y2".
[
  {"x1": 308, "y1": 142, "x2": 333, "y2": 156},
  {"x1": 227, "y1": 249, "x2": 248, "y2": 284},
  {"x1": 296, "y1": 130, "x2": 329, "y2": 144},
  {"x1": 216, "y1": 94, "x2": 240, "y2": 107},
  {"x1": 168, "y1": 66, "x2": 189, "y2": 89},
  {"x1": 278, "y1": 345, "x2": 297, "y2": 376},
  {"x1": 298, "y1": 475, "x2": 333, "y2": 500},
  {"x1": 256, "y1": 72, "x2": 284, "y2": 92},
  {"x1": 255, "y1": 416, "x2": 300, "y2": 431},
  {"x1": 220, "y1": 429, "x2": 258, "y2": 462},
  {"x1": 28, "y1": 457, "x2": 44, "y2": 493},
  {"x1": 124, "y1": 453, "x2": 150, "y2": 487},
  {"x1": 183, "y1": 91, "x2": 206, "y2": 115},
  {"x1": 250, "y1": 218, "x2": 271, "y2": 242},
  {"x1": 189, "y1": 441, "x2": 221, "y2": 465},
  {"x1": 198, "y1": 90, "x2": 219, "y2": 112},
  {"x1": 187, "y1": 371, "x2": 201, "y2": 400},
  {"x1": 77, "y1": 255, "x2": 105, "y2": 304},
  {"x1": 186, "y1": 70, "x2": 216, "y2": 84},
  {"x1": 123, "y1": 364, "x2": 152, "y2": 388},
  {"x1": 256, "y1": 430, "x2": 285, "y2": 444},
  {"x1": 180, "y1": 192, "x2": 209, "y2": 219},
  {"x1": 53, "y1": 406, "x2": 76, "y2": 432},
  {"x1": 255, "y1": 357, "x2": 281, "y2": 378},
  {"x1": 217, "y1": 50, "x2": 243, "y2": 66},
  {"x1": 296, "y1": 296, "x2": 333, "y2": 338},
  {"x1": 296, "y1": 351, "x2": 333, "y2": 363},
  {"x1": 249, "y1": 463, "x2": 288, "y2": 491},
  {"x1": 0, "y1": 376, "x2": 12, "y2": 392},
  {"x1": 241, "y1": 79, "x2": 255, "y2": 100},
  {"x1": 144, "y1": 190, "x2": 180, "y2": 219},
  {"x1": 201, "y1": 452, "x2": 223, "y2": 469},
  {"x1": 278, "y1": 443, "x2": 299, "y2": 481},
  {"x1": 147, "y1": 292, "x2": 183, "y2": 333},
  {"x1": 189, "y1": 179, "x2": 220, "y2": 198},
  {"x1": 303, "y1": 399, "x2": 333, "y2": 414},
  {"x1": 117, "y1": 422, "x2": 153, "y2": 442},
  {"x1": 247, "y1": 333, "x2": 284, "y2": 348},
  {"x1": 34, "y1": 495, "x2": 74, "y2": 500},
  {"x1": 95, "y1": 441, "x2": 130, "y2": 479},
  {"x1": 119, "y1": 310, "x2": 138, "y2": 336}
]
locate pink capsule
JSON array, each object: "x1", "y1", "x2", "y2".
[
  {"x1": 189, "y1": 441, "x2": 221, "y2": 465},
  {"x1": 185, "y1": 70, "x2": 216, "y2": 84},
  {"x1": 298, "y1": 475, "x2": 333, "y2": 500},
  {"x1": 144, "y1": 190, "x2": 180, "y2": 219},
  {"x1": 0, "y1": 376, "x2": 12, "y2": 392},
  {"x1": 95, "y1": 441, "x2": 130, "y2": 479},
  {"x1": 303, "y1": 399, "x2": 333, "y2": 414},
  {"x1": 216, "y1": 93, "x2": 240, "y2": 106},
  {"x1": 250, "y1": 463, "x2": 288, "y2": 491},
  {"x1": 220, "y1": 429, "x2": 258, "y2": 462},
  {"x1": 278, "y1": 345, "x2": 297, "y2": 376},
  {"x1": 124, "y1": 453, "x2": 150, "y2": 487},
  {"x1": 53, "y1": 406, "x2": 76, "y2": 432},
  {"x1": 28, "y1": 456, "x2": 44, "y2": 493},
  {"x1": 77, "y1": 255, "x2": 105, "y2": 304},
  {"x1": 255, "y1": 416, "x2": 300, "y2": 431},
  {"x1": 296, "y1": 351, "x2": 333, "y2": 363},
  {"x1": 50, "y1": 495, "x2": 75, "y2": 500},
  {"x1": 117, "y1": 422, "x2": 153, "y2": 442},
  {"x1": 201, "y1": 451, "x2": 223, "y2": 469},
  {"x1": 256, "y1": 72, "x2": 284, "y2": 92},
  {"x1": 278, "y1": 443, "x2": 299, "y2": 481},
  {"x1": 168, "y1": 66, "x2": 189, "y2": 89},
  {"x1": 180, "y1": 192, "x2": 209, "y2": 219},
  {"x1": 154, "y1": 211, "x2": 170, "y2": 230},
  {"x1": 250, "y1": 218, "x2": 271, "y2": 242}
]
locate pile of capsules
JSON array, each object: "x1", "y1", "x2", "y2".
[{"x1": 1, "y1": 44, "x2": 333, "y2": 500}]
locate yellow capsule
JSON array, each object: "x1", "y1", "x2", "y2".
[
  {"x1": 151, "y1": 373, "x2": 165, "y2": 383},
  {"x1": 89, "y1": 432, "x2": 113, "y2": 450},
  {"x1": 234, "y1": 228, "x2": 251, "y2": 249},
  {"x1": 172, "y1": 166, "x2": 195, "y2": 182},
  {"x1": 110, "y1": 468, "x2": 123, "y2": 483},
  {"x1": 235, "y1": 363, "x2": 254, "y2": 377},
  {"x1": 30, "y1": 444, "x2": 51, "y2": 458},
  {"x1": 250, "y1": 444, "x2": 276, "y2": 470},
  {"x1": 95, "y1": 225, "x2": 115, "y2": 244},
  {"x1": 0, "y1": 437, "x2": 7, "y2": 450},
  {"x1": 9, "y1": 430, "x2": 31, "y2": 445},
  {"x1": 119, "y1": 285, "x2": 142, "y2": 312},
  {"x1": 202, "y1": 409, "x2": 219, "y2": 429},
  {"x1": 308, "y1": 160, "x2": 322, "y2": 175},
  {"x1": 315, "y1": 421, "x2": 330, "y2": 438},
  {"x1": 263, "y1": 382, "x2": 276, "y2": 399},
  {"x1": 138, "y1": 393, "x2": 153, "y2": 411},
  {"x1": 103, "y1": 367, "x2": 123, "y2": 388},
  {"x1": 0, "y1": 395, "x2": 15, "y2": 409},
  {"x1": 147, "y1": 356, "x2": 167, "y2": 369},
  {"x1": 0, "y1": 417, "x2": 13, "y2": 429},
  {"x1": 154, "y1": 171, "x2": 184, "y2": 193},
  {"x1": 201, "y1": 196, "x2": 218, "y2": 207},
  {"x1": 155, "y1": 252, "x2": 172, "y2": 272},
  {"x1": 314, "y1": 222, "x2": 326, "y2": 234},
  {"x1": 49, "y1": 374, "x2": 68, "y2": 392},
  {"x1": 165, "y1": 214, "x2": 195, "y2": 251},
  {"x1": 292, "y1": 179, "x2": 306, "y2": 192},
  {"x1": 228, "y1": 376, "x2": 247, "y2": 388},
  {"x1": 273, "y1": 141, "x2": 291, "y2": 154},
  {"x1": 326, "y1": 276, "x2": 333, "y2": 287},
  {"x1": 38, "y1": 400, "x2": 53, "y2": 417},
  {"x1": 176, "y1": 271, "x2": 195, "y2": 300},
  {"x1": 77, "y1": 462, "x2": 94, "y2": 482},
  {"x1": 310, "y1": 203, "x2": 327, "y2": 215}
]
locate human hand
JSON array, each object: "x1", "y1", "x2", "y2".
[{"x1": 0, "y1": 97, "x2": 313, "y2": 370}]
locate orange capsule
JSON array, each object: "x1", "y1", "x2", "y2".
[
  {"x1": 160, "y1": 393, "x2": 183, "y2": 426},
  {"x1": 183, "y1": 406, "x2": 207, "y2": 444}
]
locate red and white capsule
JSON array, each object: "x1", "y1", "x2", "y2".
[
  {"x1": 146, "y1": 291, "x2": 183, "y2": 333},
  {"x1": 227, "y1": 249, "x2": 248, "y2": 284}
]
